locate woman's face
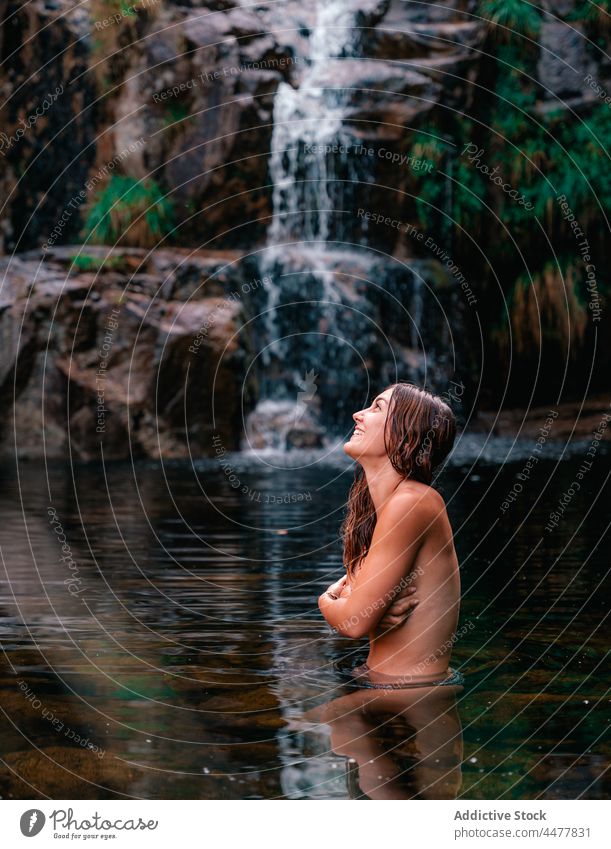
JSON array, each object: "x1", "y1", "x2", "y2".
[{"x1": 343, "y1": 387, "x2": 395, "y2": 460}]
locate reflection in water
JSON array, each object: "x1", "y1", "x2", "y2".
[
  {"x1": 0, "y1": 453, "x2": 609, "y2": 799},
  {"x1": 302, "y1": 684, "x2": 463, "y2": 799}
]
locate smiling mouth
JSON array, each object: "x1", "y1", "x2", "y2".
[{"x1": 352, "y1": 427, "x2": 365, "y2": 438}]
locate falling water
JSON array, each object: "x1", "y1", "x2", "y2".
[
  {"x1": 251, "y1": 0, "x2": 454, "y2": 448},
  {"x1": 267, "y1": 0, "x2": 360, "y2": 247},
  {"x1": 257, "y1": 0, "x2": 363, "y2": 392}
]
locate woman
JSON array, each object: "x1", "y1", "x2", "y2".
[{"x1": 318, "y1": 382, "x2": 461, "y2": 686}]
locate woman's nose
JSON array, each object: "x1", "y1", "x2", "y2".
[{"x1": 353, "y1": 410, "x2": 363, "y2": 423}]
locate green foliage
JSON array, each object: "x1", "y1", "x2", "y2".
[
  {"x1": 410, "y1": 98, "x2": 610, "y2": 243},
  {"x1": 82, "y1": 175, "x2": 174, "y2": 247},
  {"x1": 491, "y1": 43, "x2": 538, "y2": 134},
  {"x1": 478, "y1": 0, "x2": 542, "y2": 38},
  {"x1": 482, "y1": 32, "x2": 611, "y2": 230},
  {"x1": 406, "y1": 0, "x2": 608, "y2": 376},
  {"x1": 69, "y1": 253, "x2": 125, "y2": 272},
  {"x1": 410, "y1": 128, "x2": 488, "y2": 236},
  {"x1": 409, "y1": 131, "x2": 448, "y2": 227},
  {"x1": 491, "y1": 104, "x2": 611, "y2": 232},
  {"x1": 568, "y1": 0, "x2": 611, "y2": 28},
  {"x1": 507, "y1": 259, "x2": 589, "y2": 356},
  {"x1": 452, "y1": 157, "x2": 489, "y2": 228},
  {"x1": 162, "y1": 102, "x2": 191, "y2": 127}
]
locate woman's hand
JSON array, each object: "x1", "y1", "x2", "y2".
[
  {"x1": 325, "y1": 574, "x2": 349, "y2": 599},
  {"x1": 338, "y1": 579, "x2": 352, "y2": 598},
  {"x1": 378, "y1": 584, "x2": 419, "y2": 632}
]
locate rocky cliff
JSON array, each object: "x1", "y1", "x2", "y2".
[{"x1": 0, "y1": 0, "x2": 607, "y2": 458}]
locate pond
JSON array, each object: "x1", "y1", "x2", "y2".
[{"x1": 0, "y1": 439, "x2": 608, "y2": 799}]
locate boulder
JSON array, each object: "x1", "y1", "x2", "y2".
[
  {"x1": 0, "y1": 246, "x2": 258, "y2": 460},
  {"x1": 537, "y1": 22, "x2": 597, "y2": 100},
  {"x1": 309, "y1": 59, "x2": 441, "y2": 136},
  {"x1": 242, "y1": 399, "x2": 325, "y2": 451}
]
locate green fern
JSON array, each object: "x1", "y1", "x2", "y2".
[{"x1": 83, "y1": 175, "x2": 174, "y2": 248}]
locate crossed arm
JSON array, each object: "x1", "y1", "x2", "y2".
[{"x1": 318, "y1": 494, "x2": 431, "y2": 639}]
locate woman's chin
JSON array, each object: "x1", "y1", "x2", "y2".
[{"x1": 343, "y1": 439, "x2": 360, "y2": 458}]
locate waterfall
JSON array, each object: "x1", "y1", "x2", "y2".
[
  {"x1": 246, "y1": 1, "x2": 454, "y2": 451},
  {"x1": 255, "y1": 0, "x2": 362, "y2": 401},
  {"x1": 267, "y1": 0, "x2": 360, "y2": 247}
]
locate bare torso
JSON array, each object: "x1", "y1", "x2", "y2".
[{"x1": 355, "y1": 482, "x2": 461, "y2": 682}]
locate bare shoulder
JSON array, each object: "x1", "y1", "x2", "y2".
[
  {"x1": 395, "y1": 481, "x2": 446, "y2": 513},
  {"x1": 379, "y1": 482, "x2": 447, "y2": 529}
]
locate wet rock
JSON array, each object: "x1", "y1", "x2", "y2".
[
  {"x1": 537, "y1": 22, "x2": 597, "y2": 99},
  {"x1": 0, "y1": 0, "x2": 604, "y2": 256},
  {"x1": 381, "y1": 0, "x2": 476, "y2": 26},
  {"x1": 0, "y1": 0, "x2": 602, "y2": 440},
  {"x1": 472, "y1": 395, "x2": 611, "y2": 442},
  {"x1": 144, "y1": 7, "x2": 292, "y2": 247},
  {"x1": 242, "y1": 399, "x2": 325, "y2": 451},
  {"x1": 0, "y1": 0, "x2": 96, "y2": 253},
  {"x1": 541, "y1": 0, "x2": 576, "y2": 17},
  {"x1": 365, "y1": 18, "x2": 485, "y2": 60},
  {"x1": 0, "y1": 246, "x2": 258, "y2": 460},
  {"x1": 310, "y1": 59, "x2": 441, "y2": 137}
]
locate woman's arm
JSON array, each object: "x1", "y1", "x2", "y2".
[
  {"x1": 322, "y1": 574, "x2": 348, "y2": 600},
  {"x1": 318, "y1": 491, "x2": 433, "y2": 639}
]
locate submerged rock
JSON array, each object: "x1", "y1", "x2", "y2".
[{"x1": 242, "y1": 399, "x2": 325, "y2": 451}]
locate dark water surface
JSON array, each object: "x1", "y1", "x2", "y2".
[{"x1": 0, "y1": 445, "x2": 609, "y2": 799}]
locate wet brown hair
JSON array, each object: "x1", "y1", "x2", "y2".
[{"x1": 341, "y1": 382, "x2": 456, "y2": 580}]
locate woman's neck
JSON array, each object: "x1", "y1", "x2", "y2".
[{"x1": 361, "y1": 459, "x2": 405, "y2": 517}]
